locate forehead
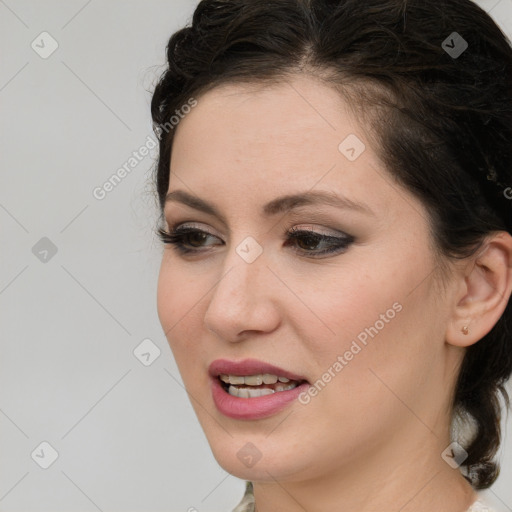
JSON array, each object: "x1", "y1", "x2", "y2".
[
  {"x1": 167, "y1": 75, "x2": 425, "y2": 231},
  {"x1": 170, "y1": 77, "x2": 366, "y2": 180},
  {"x1": 177, "y1": 77, "x2": 354, "y2": 139}
]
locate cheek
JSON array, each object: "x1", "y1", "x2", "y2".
[
  {"x1": 301, "y1": 269, "x2": 441, "y2": 441},
  {"x1": 156, "y1": 261, "x2": 178, "y2": 335},
  {"x1": 157, "y1": 261, "x2": 212, "y2": 399},
  {"x1": 156, "y1": 259, "x2": 204, "y2": 350},
  {"x1": 299, "y1": 246, "x2": 438, "y2": 382},
  {"x1": 293, "y1": 261, "x2": 404, "y2": 357}
]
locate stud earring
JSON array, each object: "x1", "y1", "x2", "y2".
[{"x1": 461, "y1": 325, "x2": 469, "y2": 335}]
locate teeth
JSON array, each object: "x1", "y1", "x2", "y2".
[
  {"x1": 228, "y1": 375, "x2": 245, "y2": 385},
  {"x1": 228, "y1": 386, "x2": 275, "y2": 398},
  {"x1": 227, "y1": 381, "x2": 299, "y2": 398},
  {"x1": 263, "y1": 374, "x2": 278, "y2": 384},
  {"x1": 219, "y1": 373, "x2": 296, "y2": 386},
  {"x1": 275, "y1": 382, "x2": 296, "y2": 392},
  {"x1": 244, "y1": 375, "x2": 263, "y2": 386}
]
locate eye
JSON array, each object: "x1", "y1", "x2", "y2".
[
  {"x1": 157, "y1": 224, "x2": 355, "y2": 258},
  {"x1": 157, "y1": 225, "x2": 220, "y2": 255},
  {"x1": 285, "y1": 227, "x2": 354, "y2": 257}
]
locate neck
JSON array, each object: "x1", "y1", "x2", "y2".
[{"x1": 251, "y1": 419, "x2": 478, "y2": 512}]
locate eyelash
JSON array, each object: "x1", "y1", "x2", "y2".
[{"x1": 157, "y1": 224, "x2": 355, "y2": 258}]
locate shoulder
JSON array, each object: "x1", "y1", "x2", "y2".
[
  {"x1": 231, "y1": 481, "x2": 255, "y2": 512},
  {"x1": 467, "y1": 495, "x2": 503, "y2": 512}
]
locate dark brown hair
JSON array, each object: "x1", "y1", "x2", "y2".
[{"x1": 150, "y1": 0, "x2": 512, "y2": 489}]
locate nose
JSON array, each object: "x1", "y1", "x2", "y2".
[{"x1": 203, "y1": 246, "x2": 281, "y2": 342}]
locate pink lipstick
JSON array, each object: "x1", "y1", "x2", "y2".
[{"x1": 209, "y1": 358, "x2": 310, "y2": 420}]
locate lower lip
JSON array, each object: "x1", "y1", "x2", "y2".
[{"x1": 211, "y1": 377, "x2": 310, "y2": 420}]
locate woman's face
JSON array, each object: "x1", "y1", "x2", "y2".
[{"x1": 157, "y1": 76, "x2": 462, "y2": 482}]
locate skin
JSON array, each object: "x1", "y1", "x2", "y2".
[{"x1": 156, "y1": 75, "x2": 512, "y2": 512}]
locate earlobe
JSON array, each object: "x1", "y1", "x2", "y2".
[{"x1": 446, "y1": 231, "x2": 512, "y2": 348}]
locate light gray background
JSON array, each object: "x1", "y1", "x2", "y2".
[{"x1": 1, "y1": 1, "x2": 511, "y2": 511}]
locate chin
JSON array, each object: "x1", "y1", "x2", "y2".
[{"x1": 206, "y1": 434, "x2": 310, "y2": 483}]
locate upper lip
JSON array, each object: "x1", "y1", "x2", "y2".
[{"x1": 209, "y1": 358, "x2": 308, "y2": 382}]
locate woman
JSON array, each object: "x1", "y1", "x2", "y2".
[{"x1": 150, "y1": 0, "x2": 512, "y2": 510}]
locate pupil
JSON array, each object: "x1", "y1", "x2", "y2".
[
  {"x1": 189, "y1": 232, "x2": 207, "y2": 247},
  {"x1": 298, "y1": 235, "x2": 320, "y2": 250}
]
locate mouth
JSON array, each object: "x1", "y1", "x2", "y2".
[
  {"x1": 218, "y1": 373, "x2": 307, "y2": 398},
  {"x1": 208, "y1": 358, "x2": 310, "y2": 420}
]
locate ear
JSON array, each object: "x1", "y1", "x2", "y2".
[{"x1": 446, "y1": 231, "x2": 512, "y2": 347}]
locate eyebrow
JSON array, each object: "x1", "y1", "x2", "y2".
[{"x1": 164, "y1": 189, "x2": 374, "y2": 222}]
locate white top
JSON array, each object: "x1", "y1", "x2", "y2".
[
  {"x1": 232, "y1": 483, "x2": 502, "y2": 512},
  {"x1": 467, "y1": 497, "x2": 499, "y2": 511}
]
